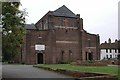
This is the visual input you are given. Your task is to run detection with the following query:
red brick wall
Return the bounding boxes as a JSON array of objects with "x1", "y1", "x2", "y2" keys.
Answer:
[
  {"x1": 82, "y1": 30, "x2": 100, "y2": 61},
  {"x1": 53, "y1": 16, "x2": 78, "y2": 27},
  {"x1": 55, "y1": 28, "x2": 82, "y2": 62},
  {"x1": 22, "y1": 12, "x2": 100, "y2": 64}
]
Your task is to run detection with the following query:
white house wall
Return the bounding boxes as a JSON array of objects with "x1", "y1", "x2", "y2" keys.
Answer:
[{"x1": 100, "y1": 49, "x2": 119, "y2": 60}]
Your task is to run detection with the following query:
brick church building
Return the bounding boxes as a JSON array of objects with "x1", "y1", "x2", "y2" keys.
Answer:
[{"x1": 21, "y1": 5, "x2": 100, "y2": 64}]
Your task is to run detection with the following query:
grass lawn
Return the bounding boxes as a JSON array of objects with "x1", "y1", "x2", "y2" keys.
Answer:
[{"x1": 35, "y1": 64, "x2": 119, "y2": 76}]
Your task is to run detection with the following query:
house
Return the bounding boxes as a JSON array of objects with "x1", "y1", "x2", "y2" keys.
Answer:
[
  {"x1": 0, "y1": 25, "x2": 2, "y2": 61},
  {"x1": 100, "y1": 38, "x2": 120, "y2": 60},
  {"x1": 21, "y1": 5, "x2": 100, "y2": 64}
]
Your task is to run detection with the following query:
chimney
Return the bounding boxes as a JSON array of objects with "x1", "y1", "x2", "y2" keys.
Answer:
[
  {"x1": 76, "y1": 14, "x2": 80, "y2": 18},
  {"x1": 115, "y1": 39, "x2": 118, "y2": 43},
  {"x1": 80, "y1": 18, "x2": 83, "y2": 30},
  {"x1": 108, "y1": 38, "x2": 111, "y2": 43},
  {"x1": 105, "y1": 41, "x2": 107, "y2": 43}
]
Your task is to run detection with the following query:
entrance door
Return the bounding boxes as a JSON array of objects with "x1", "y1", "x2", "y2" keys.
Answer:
[
  {"x1": 37, "y1": 53, "x2": 43, "y2": 64},
  {"x1": 86, "y1": 52, "x2": 87, "y2": 60},
  {"x1": 88, "y1": 53, "x2": 93, "y2": 60}
]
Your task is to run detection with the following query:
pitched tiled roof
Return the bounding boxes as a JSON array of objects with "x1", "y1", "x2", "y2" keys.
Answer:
[
  {"x1": 53, "y1": 5, "x2": 76, "y2": 18},
  {"x1": 100, "y1": 42, "x2": 118, "y2": 49},
  {"x1": 25, "y1": 24, "x2": 36, "y2": 30}
]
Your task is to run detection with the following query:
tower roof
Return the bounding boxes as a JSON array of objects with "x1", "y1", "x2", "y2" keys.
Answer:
[
  {"x1": 53, "y1": 5, "x2": 76, "y2": 18},
  {"x1": 25, "y1": 24, "x2": 36, "y2": 30}
]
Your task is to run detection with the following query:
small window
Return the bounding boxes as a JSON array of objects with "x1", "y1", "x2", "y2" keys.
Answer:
[
  {"x1": 42, "y1": 20, "x2": 44, "y2": 29},
  {"x1": 69, "y1": 50, "x2": 72, "y2": 53},
  {"x1": 106, "y1": 55, "x2": 108, "y2": 59},
  {"x1": 106, "y1": 49, "x2": 108, "y2": 53},
  {"x1": 110, "y1": 55, "x2": 112, "y2": 58},
  {"x1": 61, "y1": 50, "x2": 64, "y2": 61},
  {"x1": 109, "y1": 49, "x2": 112, "y2": 53},
  {"x1": 61, "y1": 50, "x2": 64, "y2": 54},
  {"x1": 115, "y1": 49, "x2": 117, "y2": 53},
  {"x1": 65, "y1": 29, "x2": 68, "y2": 33},
  {"x1": 118, "y1": 49, "x2": 120, "y2": 53},
  {"x1": 63, "y1": 19, "x2": 68, "y2": 27},
  {"x1": 86, "y1": 40, "x2": 91, "y2": 47}
]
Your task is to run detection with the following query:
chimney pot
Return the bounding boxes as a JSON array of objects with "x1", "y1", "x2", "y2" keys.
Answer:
[{"x1": 108, "y1": 38, "x2": 111, "y2": 43}]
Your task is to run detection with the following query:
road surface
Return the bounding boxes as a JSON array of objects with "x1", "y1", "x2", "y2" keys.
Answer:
[{"x1": 2, "y1": 64, "x2": 75, "y2": 80}]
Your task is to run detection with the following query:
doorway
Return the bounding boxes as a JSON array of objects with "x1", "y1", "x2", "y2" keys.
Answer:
[
  {"x1": 85, "y1": 52, "x2": 93, "y2": 60},
  {"x1": 37, "y1": 53, "x2": 43, "y2": 64},
  {"x1": 88, "y1": 53, "x2": 93, "y2": 60}
]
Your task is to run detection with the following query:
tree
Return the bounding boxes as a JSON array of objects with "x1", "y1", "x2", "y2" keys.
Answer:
[{"x1": 2, "y1": 2, "x2": 26, "y2": 62}]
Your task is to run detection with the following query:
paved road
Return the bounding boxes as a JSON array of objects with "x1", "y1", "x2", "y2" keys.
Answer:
[{"x1": 2, "y1": 64, "x2": 75, "y2": 80}]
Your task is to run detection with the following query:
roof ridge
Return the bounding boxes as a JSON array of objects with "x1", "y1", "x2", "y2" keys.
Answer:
[{"x1": 53, "y1": 5, "x2": 76, "y2": 18}]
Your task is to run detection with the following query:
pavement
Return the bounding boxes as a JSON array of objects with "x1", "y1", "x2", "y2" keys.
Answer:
[{"x1": 2, "y1": 64, "x2": 75, "y2": 80}]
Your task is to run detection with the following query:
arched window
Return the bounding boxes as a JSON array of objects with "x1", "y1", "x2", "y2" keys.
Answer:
[{"x1": 63, "y1": 19, "x2": 68, "y2": 28}]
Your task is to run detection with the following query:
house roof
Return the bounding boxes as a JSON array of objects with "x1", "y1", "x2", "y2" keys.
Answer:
[
  {"x1": 100, "y1": 42, "x2": 118, "y2": 49},
  {"x1": 25, "y1": 24, "x2": 36, "y2": 30},
  {"x1": 53, "y1": 5, "x2": 76, "y2": 18}
]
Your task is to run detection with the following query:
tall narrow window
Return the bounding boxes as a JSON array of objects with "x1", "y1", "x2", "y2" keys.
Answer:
[
  {"x1": 119, "y1": 49, "x2": 120, "y2": 53},
  {"x1": 110, "y1": 49, "x2": 112, "y2": 53},
  {"x1": 87, "y1": 39, "x2": 91, "y2": 47},
  {"x1": 63, "y1": 19, "x2": 68, "y2": 28},
  {"x1": 61, "y1": 50, "x2": 64, "y2": 61},
  {"x1": 110, "y1": 55, "x2": 112, "y2": 58},
  {"x1": 106, "y1": 55, "x2": 108, "y2": 59},
  {"x1": 40, "y1": 22, "x2": 42, "y2": 30},
  {"x1": 86, "y1": 52, "x2": 87, "y2": 60},
  {"x1": 69, "y1": 50, "x2": 72, "y2": 62},
  {"x1": 42, "y1": 20, "x2": 44, "y2": 30},
  {"x1": 106, "y1": 49, "x2": 108, "y2": 53},
  {"x1": 115, "y1": 49, "x2": 117, "y2": 53},
  {"x1": 44, "y1": 20, "x2": 46, "y2": 30},
  {"x1": 45, "y1": 20, "x2": 48, "y2": 29},
  {"x1": 61, "y1": 18, "x2": 63, "y2": 26}
]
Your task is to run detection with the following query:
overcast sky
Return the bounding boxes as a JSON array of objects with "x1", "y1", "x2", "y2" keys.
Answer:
[{"x1": 20, "y1": 0, "x2": 119, "y2": 43}]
